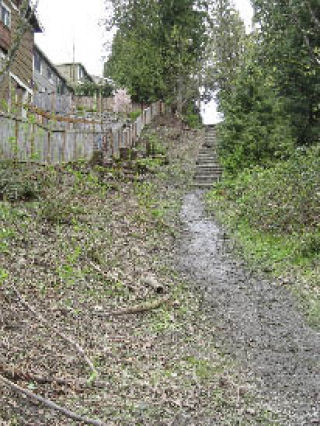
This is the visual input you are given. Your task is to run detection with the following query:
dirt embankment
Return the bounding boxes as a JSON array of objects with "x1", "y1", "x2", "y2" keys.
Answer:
[{"x1": 1, "y1": 117, "x2": 269, "y2": 425}]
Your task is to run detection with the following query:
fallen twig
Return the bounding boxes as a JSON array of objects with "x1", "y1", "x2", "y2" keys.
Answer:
[
  {"x1": 109, "y1": 296, "x2": 170, "y2": 316},
  {"x1": 89, "y1": 261, "x2": 108, "y2": 277},
  {"x1": 11, "y1": 287, "x2": 98, "y2": 377},
  {"x1": 0, "y1": 374, "x2": 106, "y2": 426},
  {"x1": 0, "y1": 365, "x2": 107, "y2": 389},
  {"x1": 142, "y1": 275, "x2": 165, "y2": 294}
]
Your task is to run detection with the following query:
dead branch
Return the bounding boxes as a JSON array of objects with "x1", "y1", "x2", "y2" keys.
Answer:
[
  {"x1": 142, "y1": 275, "x2": 165, "y2": 294},
  {"x1": 108, "y1": 296, "x2": 170, "y2": 316},
  {"x1": 0, "y1": 374, "x2": 106, "y2": 426},
  {"x1": 89, "y1": 261, "x2": 108, "y2": 277},
  {"x1": 11, "y1": 287, "x2": 98, "y2": 378},
  {"x1": 0, "y1": 364, "x2": 107, "y2": 389}
]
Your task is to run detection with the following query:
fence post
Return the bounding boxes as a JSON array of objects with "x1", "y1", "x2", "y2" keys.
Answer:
[
  {"x1": 30, "y1": 122, "x2": 35, "y2": 163},
  {"x1": 118, "y1": 129, "x2": 121, "y2": 153},
  {"x1": 73, "y1": 131, "x2": 77, "y2": 161},
  {"x1": 14, "y1": 118, "x2": 19, "y2": 162},
  {"x1": 129, "y1": 124, "x2": 133, "y2": 147},
  {"x1": 47, "y1": 130, "x2": 52, "y2": 164},
  {"x1": 62, "y1": 130, "x2": 66, "y2": 162},
  {"x1": 109, "y1": 130, "x2": 114, "y2": 157}
]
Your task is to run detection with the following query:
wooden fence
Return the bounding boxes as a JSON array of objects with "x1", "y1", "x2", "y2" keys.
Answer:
[
  {"x1": 32, "y1": 93, "x2": 116, "y2": 115},
  {"x1": 32, "y1": 93, "x2": 141, "y2": 116},
  {"x1": 0, "y1": 101, "x2": 164, "y2": 164}
]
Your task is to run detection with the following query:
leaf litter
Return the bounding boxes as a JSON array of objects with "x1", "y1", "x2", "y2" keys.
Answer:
[{"x1": 0, "y1": 115, "x2": 271, "y2": 424}]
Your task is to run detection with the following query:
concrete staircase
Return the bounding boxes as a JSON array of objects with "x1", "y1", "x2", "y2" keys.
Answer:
[{"x1": 192, "y1": 126, "x2": 222, "y2": 188}]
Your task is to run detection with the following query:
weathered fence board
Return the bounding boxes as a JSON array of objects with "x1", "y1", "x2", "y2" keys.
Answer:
[{"x1": 0, "y1": 101, "x2": 163, "y2": 165}]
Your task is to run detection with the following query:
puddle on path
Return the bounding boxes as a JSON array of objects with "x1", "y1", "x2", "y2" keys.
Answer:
[{"x1": 177, "y1": 190, "x2": 320, "y2": 424}]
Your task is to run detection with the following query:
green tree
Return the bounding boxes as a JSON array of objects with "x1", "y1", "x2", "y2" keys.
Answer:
[
  {"x1": 218, "y1": 37, "x2": 294, "y2": 174},
  {"x1": 104, "y1": 0, "x2": 208, "y2": 109},
  {"x1": 204, "y1": 0, "x2": 246, "y2": 96},
  {"x1": 252, "y1": 0, "x2": 320, "y2": 144}
]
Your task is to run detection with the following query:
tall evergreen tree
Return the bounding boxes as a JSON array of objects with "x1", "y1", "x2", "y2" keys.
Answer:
[
  {"x1": 252, "y1": 0, "x2": 320, "y2": 143},
  {"x1": 104, "y1": 0, "x2": 208, "y2": 108},
  {"x1": 204, "y1": 0, "x2": 246, "y2": 96}
]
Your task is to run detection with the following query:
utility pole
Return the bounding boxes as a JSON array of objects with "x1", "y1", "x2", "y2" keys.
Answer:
[{"x1": 72, "y1": 40, "x2": 76, "y2": 83}]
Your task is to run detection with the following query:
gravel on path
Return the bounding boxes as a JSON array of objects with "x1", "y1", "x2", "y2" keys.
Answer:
[{"x1": 177, "y1": 190, "x2": 320, "y2": 425}]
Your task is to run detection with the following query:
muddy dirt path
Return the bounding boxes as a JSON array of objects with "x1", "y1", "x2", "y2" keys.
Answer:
[{"x1": 177, "y1": 190, "x2": 320, "y2": 424}]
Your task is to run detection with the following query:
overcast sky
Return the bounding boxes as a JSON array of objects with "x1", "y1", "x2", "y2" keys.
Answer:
[{"x1": 35, "y1": 0, "x2": 253, "y2": 78}]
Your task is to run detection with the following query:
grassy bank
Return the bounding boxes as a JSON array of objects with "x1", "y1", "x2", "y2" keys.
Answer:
[{"x1": 206, "y1": 144, "x2": 320, "y2": 328}]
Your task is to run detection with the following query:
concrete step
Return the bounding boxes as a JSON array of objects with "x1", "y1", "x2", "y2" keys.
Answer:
[
  {"x1": 197, "y1": 163, "x2": 218, "y2": 166},
  {"x1": 194, "y1": 175, "x2": 222, "y2": 182},
  {"x1": 196, "y1": 168, "x2": 222, "y2": 172},
  {"x1": 195, "y1": 169, "x2": 222, "y2": 174},
  {"x1": 196, "y1": 161, "x2": 222, "y2": 170},
  {"x1": 190, "y1": 183, "x2": 215, "y2": 189},
  {"x1": 194, "y1": 177, "x2": 222, "y2": 182},
  {"x1": 197, "y1": 164, "x2": 221, "y2": 168},
  {"x1": 198, "y1": 151, "x2": 217, "y2": 155},
  {"x1": 196, "y1": 157, "x2": 218, "y2": 164},
  {"x1": 195, "y1": 136, "x2": 222, "y2": 186},
  {"x1": 195, "y1": 165, "x2": 222, "y2": 170},
  {"x1": 195, "y1": 171, "x2": 222, "y2": 176},
  {"x1": 198, "y1": 151, "x2": 216, "y2": 155},
  {"x1": 195, "y1": 168, "x2": 222, "y2": 175}
]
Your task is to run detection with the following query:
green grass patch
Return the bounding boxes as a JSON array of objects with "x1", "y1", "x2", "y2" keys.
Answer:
[
  {"x1": 206, "y1": 145, "x2": 320, "y2": 327},
  {"x1": 129, "y1": 109, "x2": 142, "y2": 121}
]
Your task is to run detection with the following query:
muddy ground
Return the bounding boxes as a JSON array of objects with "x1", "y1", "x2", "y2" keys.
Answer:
[{"x1": 178, "y1": 191, "x2": 320, "y2": 425}]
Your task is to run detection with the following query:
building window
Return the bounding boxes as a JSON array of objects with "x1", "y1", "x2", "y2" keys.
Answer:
[
  {"x1": 78, "y1": 67, "x2": 84, "y2": 80},
  {"x1": 34, "y1": 50, "x2": 41, "y2": 73},
  {"x1": 57, "y1": 80, "x2": 65, "y2": 95},
  {"x1": 47, "y1": 66, "x2": 52, "y2": 80},
  {"x1": 1, "y1": 2, "x2": 11, "y2": 28}
]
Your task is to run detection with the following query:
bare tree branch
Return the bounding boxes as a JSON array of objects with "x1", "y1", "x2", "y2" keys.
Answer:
[
  {"x1": 95, "y1": 296, "x2": 171, "y2": 316},
  {"x1": 0, "y1": 363, "x2": 107, "y2": 389},
  {"x1": 0, "y1": 374, "x2": 106, "y2": 426},
  {"x1": 12, "y1": 287, "x2": 98, "y2": 378}
]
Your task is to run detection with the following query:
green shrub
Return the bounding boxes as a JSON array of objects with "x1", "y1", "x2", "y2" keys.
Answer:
[
  {"x1": 213, "y1": 146, "x2": 320, "y2": 236},
  {"x1": 185, "y1": 113, "x2": 202, "y2": 129},
  {"x1": 40, "y1": 198, "x2": 84, "y2": 224},
  {"x1": 0, "y1": 165, "x2": 39, "y2": 202},
  {"x1": 217, "y1": 42, "x2": 296, "y2": 175},
  {"x1": 129, "y1": 110, "x2": 141, "y2": 121},
  {"x1": 206, "y1": 145, "x2": 320, "y2": 326}
]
